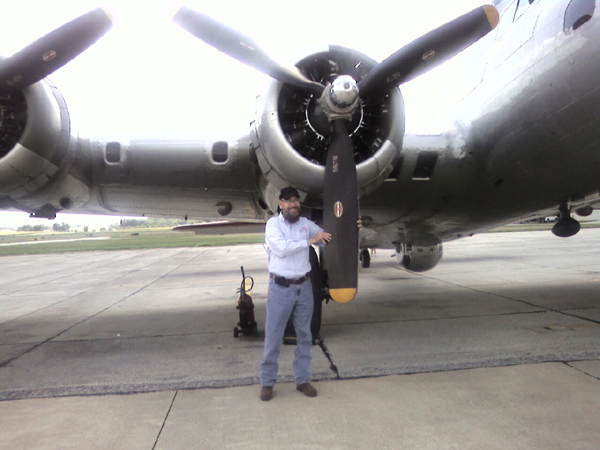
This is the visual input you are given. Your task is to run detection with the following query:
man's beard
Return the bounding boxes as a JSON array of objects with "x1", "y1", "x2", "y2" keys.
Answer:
[{"x1": 282, "y1": 208, "x2": 300, "y2": 223}]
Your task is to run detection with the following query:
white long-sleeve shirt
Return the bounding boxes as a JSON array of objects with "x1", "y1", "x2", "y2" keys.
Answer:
[{"x1": 265, "y1": 214, "x2": 323, "y2": 279}]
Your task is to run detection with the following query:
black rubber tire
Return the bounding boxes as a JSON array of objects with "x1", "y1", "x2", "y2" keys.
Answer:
[
  {"x1": 360, "y1": 249, "x2": 371, "y2": 268},
  {"x1": 309, "y1": 246, "x2": 323, "y2": 340}
]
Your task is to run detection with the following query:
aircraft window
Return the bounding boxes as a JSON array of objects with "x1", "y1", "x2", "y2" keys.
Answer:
[
  {"x1": 514, "y1": 0, "x2": 534, "y2": 21},
  {"x1": 105, "y1": 142, "x2": 121, "y2": 163},
  {"x1": 496, "y1": 0, "x2": 517, "y2": 39},
  {"x1": 212, "y1": 141, "x2": 228, "y2": 163},
  {"x1": 386, "y1": 155, "x2": 404, "y2": 180},
  {"x1": 412, "y1": 151, "x2": 439, "y2": 180},
  {"x1": 564, "y1": 0, "x2": 595, "y2": 32}
]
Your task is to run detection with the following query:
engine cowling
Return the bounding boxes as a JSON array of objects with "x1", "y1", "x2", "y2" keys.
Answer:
[
  {"x1": 251, "y1": 46, "x2": 405, "y2": 208},
  {"x1": 396, "y1": 242, "x2": 444, "y2": 272},
  {"x1": 0, "y1": 74, "x2": 90, "y2": 217}
]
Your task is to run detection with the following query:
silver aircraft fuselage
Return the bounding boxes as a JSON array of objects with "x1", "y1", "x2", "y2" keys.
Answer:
[{"x1": 359, "y1": 0, "x2": 600, "y2": 244}]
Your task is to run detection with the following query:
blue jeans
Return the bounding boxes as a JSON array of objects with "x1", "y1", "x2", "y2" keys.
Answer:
[{"x1": 260, "y1": 277, "x2": 314, "y2": 386}]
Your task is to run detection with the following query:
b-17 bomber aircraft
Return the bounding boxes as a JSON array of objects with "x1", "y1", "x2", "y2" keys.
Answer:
[{"x1": 1, "y1": 1, "x2": 599, "y2": 327}]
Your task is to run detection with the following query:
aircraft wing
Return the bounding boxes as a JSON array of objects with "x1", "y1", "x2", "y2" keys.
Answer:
[
  {"x1": 0, "y1": 4, "x2": 501, "y2": 301},
  {"x1": 4, "y1": 1, "x2": 600, "y2": 298}
]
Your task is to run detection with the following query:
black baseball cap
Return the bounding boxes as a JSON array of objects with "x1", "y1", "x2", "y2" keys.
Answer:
[{"x1": 279, "y1": 187, "x2": 300, "y2": 200}]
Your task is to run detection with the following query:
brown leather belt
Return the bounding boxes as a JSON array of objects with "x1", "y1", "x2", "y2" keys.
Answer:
[{"x1": 270, "y1": 273, "x2": 309, "y2": 285}]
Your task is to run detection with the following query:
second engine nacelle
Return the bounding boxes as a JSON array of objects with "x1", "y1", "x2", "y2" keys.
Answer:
[{"x1": 0, "y1": 74, "x2": 90, "y2": 218}]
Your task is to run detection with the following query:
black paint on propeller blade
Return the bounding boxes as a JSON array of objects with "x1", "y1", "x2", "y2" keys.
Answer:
[
  {"x1": 323, "y1": 119, "x2": 359, "y2": 303},
  {"x1": 172, "y1": 6, "x2": 323, "y2": 96},
  {"x1": 0, "y1": 7, "x2": 115, "y2": 94},
  {"x1": 358, "y1": 6, "x2": 499, "y2": 96}
]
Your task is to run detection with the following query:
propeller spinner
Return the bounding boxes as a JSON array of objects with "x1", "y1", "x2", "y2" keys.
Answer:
[{"x1": 172, "y1": 5, "x2": 499, "y2": 302}]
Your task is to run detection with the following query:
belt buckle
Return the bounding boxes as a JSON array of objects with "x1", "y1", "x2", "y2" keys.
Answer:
[{"x1": 273, "y1": 275, "x2": 290, "y2": 287}]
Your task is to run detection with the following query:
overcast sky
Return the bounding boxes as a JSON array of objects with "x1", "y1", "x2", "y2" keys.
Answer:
[{"x1": 0, "y1": 0, "x2": 490, "y2": 227}]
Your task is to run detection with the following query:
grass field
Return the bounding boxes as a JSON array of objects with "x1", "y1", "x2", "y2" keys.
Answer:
[
  {"x1": 0, "y1": 228, "x2": 265, "y2": 256},
  {"x1": 1, "y1": 221, "x2": 598, "y2": 257}
]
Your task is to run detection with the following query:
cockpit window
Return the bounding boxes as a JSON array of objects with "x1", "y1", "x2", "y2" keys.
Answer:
[
  {"x1": 496, "y1": 0, "x2": 539, "y2": 39},
  {"x1": 514, "y1": 0, "x2": 535, "y2": 21},
  {"x1": 496, "y1": 0, "x2": 517, "y2": 40},
  {"x1": 564, "y1": 0, "x2": 595, "y2": 32}
]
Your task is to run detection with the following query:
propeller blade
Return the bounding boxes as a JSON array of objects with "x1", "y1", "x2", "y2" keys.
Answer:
[
  {"x1": 323, "y1": 119, "x2": 359, "y2": 303},
  {"x1": 358, "y1": 5, "x2": 499, "y2": 96},
  {"x1": 0, "y1": 7, "x2": 117, "y2": 94},
  {"x1": 171, "y1": 6, "x2": 323, "y2": 96}
]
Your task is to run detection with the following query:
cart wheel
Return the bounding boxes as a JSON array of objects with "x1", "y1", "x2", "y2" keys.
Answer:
[{"x1": 233, "y1": 327, "x2": 239, "y2": 338}]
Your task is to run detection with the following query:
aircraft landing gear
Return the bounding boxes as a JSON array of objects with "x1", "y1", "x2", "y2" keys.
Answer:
[
  {"x1": 283, "y1": 246, "x2": 325, "y2": 345},
  {"x1": 359, "y1": 249, "x2": 371, "y2": 268}
]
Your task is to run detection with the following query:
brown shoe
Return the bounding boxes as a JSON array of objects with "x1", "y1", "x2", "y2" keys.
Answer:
[
  {"x1": 296, "y1": 382, "x2": 317, "y2": 397},
  {"x1": 260, "y1": 386, "x2": 273, "y2": 401}
]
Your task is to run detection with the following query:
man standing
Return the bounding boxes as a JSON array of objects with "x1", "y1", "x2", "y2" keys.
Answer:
[{"x1": 260, "y1": 187, "x2": 331, "y2": 401}]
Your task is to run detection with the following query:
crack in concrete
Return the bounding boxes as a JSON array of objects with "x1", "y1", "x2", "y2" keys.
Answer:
[
  {"x1": 152, "y1": 391, "x2": 178, "y2": 450},
  {"x1": 398, "y1": 267, "x2": 600, "y2": 326},
  {"x1": 564, "y1": 361, "x2": 600, "y2": 381},
  {"x1": 321, "y1": 309, "x2": 548, "y2": 329},
  {"x1": 0, "y1": 248, "x2": 210, "y2": 368}
]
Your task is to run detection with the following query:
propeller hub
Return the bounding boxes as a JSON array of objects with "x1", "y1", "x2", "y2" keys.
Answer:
[
  {"x1": 329, "y1": 75, "x2": 359, "y2": 108},
  {"x1": 320, "y1": 75, "x2": 360, "y2": 122},
  {"x1": 305, "y1": 95, "x2": 363, "y2": 140}
]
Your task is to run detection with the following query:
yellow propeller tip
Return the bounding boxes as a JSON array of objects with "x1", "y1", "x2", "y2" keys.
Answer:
[
  {"x1": 483, "y1": 5, "x2": 500, "y2": 30},
  {"x1": 100, "y1": 4, "x2": 120, "y2": 25},
  {"x1": 330, "y1": 288, "x2": 357, "y2": 303},
  {"x1": 163, "y1": 2, "x2": 185, "y2": 21}
]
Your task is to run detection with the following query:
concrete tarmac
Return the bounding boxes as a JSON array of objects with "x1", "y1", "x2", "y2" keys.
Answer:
[{"x1": 1, "y1": 229, "x2": 599, "y2": 449}]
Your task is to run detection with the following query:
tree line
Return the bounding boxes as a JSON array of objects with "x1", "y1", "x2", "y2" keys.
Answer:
[
  {"x1": 111, "y1": 218, "x2": 191, "y2": 229},
  {"x1": 16, "y1": 222, "x2": 71, "y2": 232},
  {"x1": 15, "y1": 218, "x2": 195, "y2": 232}
]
